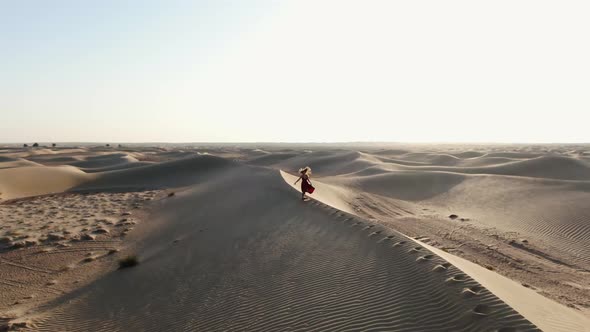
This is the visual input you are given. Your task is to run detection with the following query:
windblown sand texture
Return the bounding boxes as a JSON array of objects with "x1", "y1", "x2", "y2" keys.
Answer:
[{"x1": 1, "y1": 143, "x2": 589, "y2": 331}]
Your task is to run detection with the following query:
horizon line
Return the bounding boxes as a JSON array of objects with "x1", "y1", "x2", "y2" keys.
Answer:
[{"x1": 2, "y1": 141, "x2": 590, "y2": 145}]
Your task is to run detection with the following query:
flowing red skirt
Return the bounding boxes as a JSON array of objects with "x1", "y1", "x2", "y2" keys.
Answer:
[{"x1": 302, "y1": 181, "x2": 315, "y2": 194}]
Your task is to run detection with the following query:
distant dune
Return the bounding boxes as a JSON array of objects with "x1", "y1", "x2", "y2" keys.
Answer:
[
  {"x1": 245, "y1": 152, "x2": 299, "y2": 166},
  {"x1": 0, "y1": 165, "x2": 90, "y2": 200},
  {"x1": 0, "y1": 156, "x2": 42, "y2": 169}
]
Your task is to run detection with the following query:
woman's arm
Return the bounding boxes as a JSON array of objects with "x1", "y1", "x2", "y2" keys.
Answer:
[{"x1": 294, "y1": 176, "x2": 301, "y2": 185}]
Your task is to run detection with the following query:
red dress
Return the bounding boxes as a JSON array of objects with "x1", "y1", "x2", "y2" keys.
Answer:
[{"x1": 301, "y1": 174, "x2": 315, "y2": 194}]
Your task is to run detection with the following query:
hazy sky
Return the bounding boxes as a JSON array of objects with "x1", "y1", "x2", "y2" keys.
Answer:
[{"x1": 1, "y1": 0, "x2": 589, "y2": 143}]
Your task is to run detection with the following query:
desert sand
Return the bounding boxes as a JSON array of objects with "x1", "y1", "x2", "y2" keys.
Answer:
[{"x1": 1, "y1": 143, "x2": 589, "y2": 331}]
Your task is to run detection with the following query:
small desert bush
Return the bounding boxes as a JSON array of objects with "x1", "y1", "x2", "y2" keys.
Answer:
[{"x1": 118, "y1": 255, "x2": 139, "y2": 269}]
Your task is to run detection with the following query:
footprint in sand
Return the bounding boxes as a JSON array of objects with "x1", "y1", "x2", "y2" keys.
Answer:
[
  {"x1": 392, "y1": 241, "x2": 406, "y2": 247},
  {"x1": 446, "y1": 274, "x2": 468, "y2": 283},
  {"x1": 472, "y1": 304, "x2": 494, "y2": 316},
  {"x1": 408, "y1": 246, "x2": 423, "y2": 253},
  {"x1": 461, "y1": 286, "x2": 484, "y2": 298},
  {"x1": 432, "y1": 262, "x2": 451, "y2": 272},
  {"x1": 416, "y1": 254, "x2": 433, "y2": 262},
  {"x1": 379, "y1": 235, "x2": 395, "y2": 243}
]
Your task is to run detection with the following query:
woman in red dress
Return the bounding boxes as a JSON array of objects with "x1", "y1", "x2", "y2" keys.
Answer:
[{"x1": 294, "y1": 166, "x2": 315, "y2": 200}]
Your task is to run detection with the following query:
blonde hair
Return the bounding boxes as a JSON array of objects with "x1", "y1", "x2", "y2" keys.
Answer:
[{"x1": 299, "y1": 166, "x2": 312, "y2": 175}]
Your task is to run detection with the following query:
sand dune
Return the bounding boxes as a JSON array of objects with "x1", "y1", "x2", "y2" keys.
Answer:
[
  {"x1": 0, "y1": 157, "x2": 23, "y2": 163},
  {"x1": 335, "y1": 171, "x2": 467, "y2": 201},
  {"x1": 450, "y1": 151, "x2": 485, "y2": 159},
  {"x1": 80, "y1": 161, "x2": 153, "y2": 173},
  {"x1": 457, "y1": 156, "x2": 521, "y2": 167},
  {"x1": 75, "y1": 155, "x2": 236, "y2": 191},
  {"x1": 1, "y1": 144, "x2": 589, "y2": 331},
  {"x1": 357, "y1": 154, "x2": 590, "y2": 181},
  {"x1": 245, "y1": 152, "x2": 299, "y2": 166},
  {"x1": 284, "y1": 171, "x2": 590, "y2": 332},
  {"x1": 23, "y1": 165, "x2": 537, "y2": 331},
  {"x1": 276, "y1": 150, "x2": 364, "y2": 174},
  {"x1": 401, "y1": 155, "x2": 590, "y2": 181},
  {"x1": 0, "y1": 157, "x2": 41, "y2": 170},
  {"x1": 419, "y1": 240, "x2": 590, "y2": 332},
  {"x1": 396, "y1": 152, "x2": 462, "y2": 166},
  {"x1": 25, "y1": 155, "x2": 83, "y2": 165},
  {"x1": 274, "y1": 150, "x2": 407, "y2": 178},
  {"x1": 0, "y1": 166, "x2": 90, "y2": 200},
  {"x1": 370, "y1": 148, "x2": 411, "y2": 156},
  {"x1": 26, "y1": 149, "x2": 60, "y2": 156},
  {"x1": 481, "y1": 152, "x2": 544, "y2": 159},
  {"x1": 256, "y1": 145, "x2": 590, "y2": 316},
  {"x1": 478, "y1": 155, "x2": 590, "y2": 180},
  {"x1": 69, "y1": 153, "x2": 139, "y2": 169},
  {"x1": 371, "y1": 155, "x2": 433, "y2": 166},
  {"x1": 270, "y1": 148, "x2": 590, "y2": 181},
  {"x1": 26, "y1": 152, "x2": 139, "y2": 170},
  {"x1": 426, "y1": 175, "x2": 590, "y2": 268},
  {"x1": 281, "y1": 170, "x2": 354, "y2": 214}
]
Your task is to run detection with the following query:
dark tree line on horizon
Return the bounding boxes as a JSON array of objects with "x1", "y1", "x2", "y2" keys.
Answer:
[{"x1": 22, "y1": 143, "x2": 57, "y2": 148}]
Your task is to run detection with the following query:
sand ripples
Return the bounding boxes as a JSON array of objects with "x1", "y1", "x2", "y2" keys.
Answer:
[{"x1": 29, "y1": 172, "x2": 537, "y2": 331}]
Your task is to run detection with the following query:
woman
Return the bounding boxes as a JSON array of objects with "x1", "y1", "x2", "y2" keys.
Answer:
[{"x1": 294, "y1": 166, "x2": 315, "y2": 200}]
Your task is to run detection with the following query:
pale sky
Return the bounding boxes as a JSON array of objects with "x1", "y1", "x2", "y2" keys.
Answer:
[{"x1": 1, "y1": 0, "x2": 589, "y2": 143}]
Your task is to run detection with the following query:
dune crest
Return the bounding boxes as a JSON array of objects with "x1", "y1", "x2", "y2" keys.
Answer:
[{"x1": 280, "y1": 171, "x2": 589, "y2": 331}]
